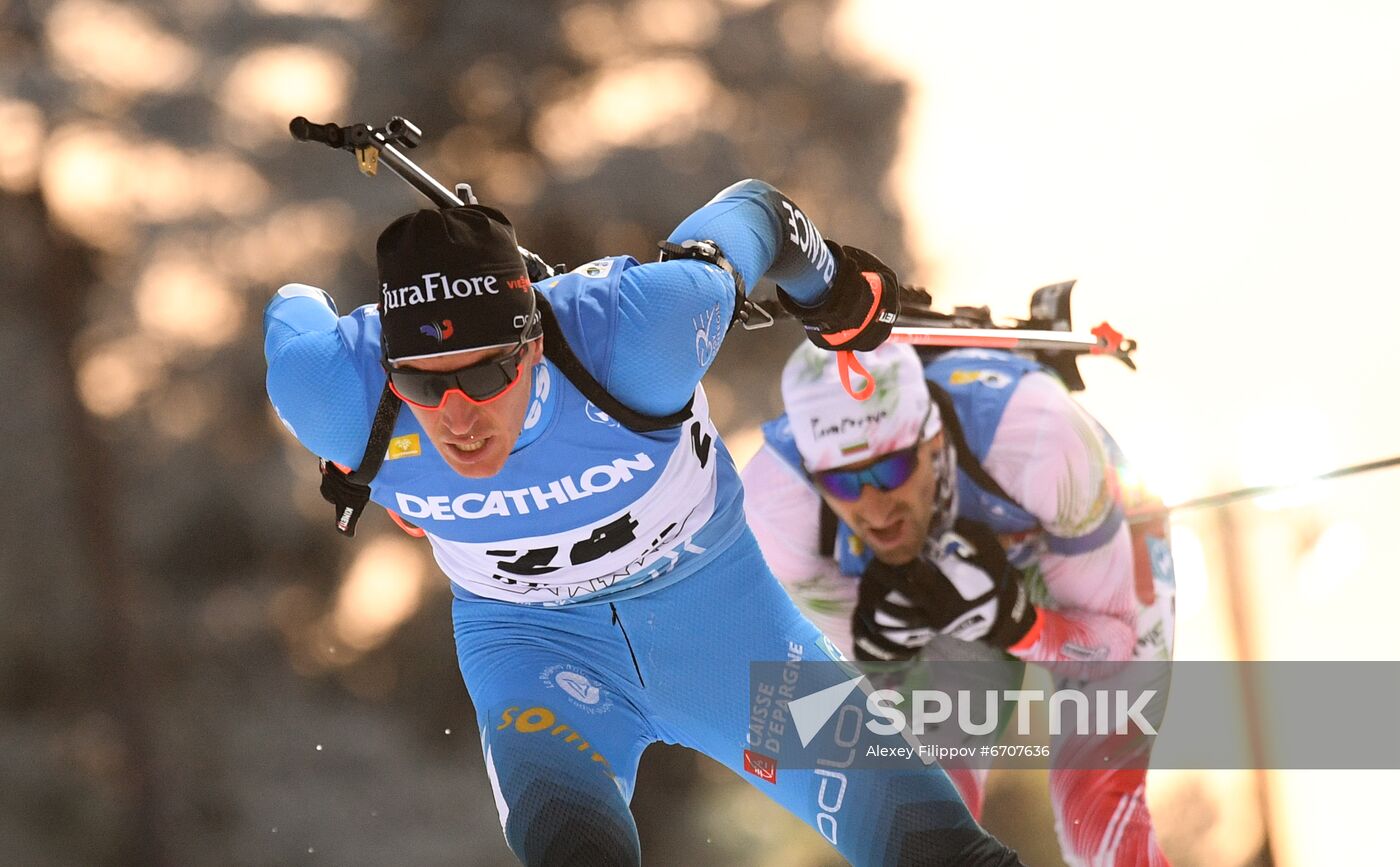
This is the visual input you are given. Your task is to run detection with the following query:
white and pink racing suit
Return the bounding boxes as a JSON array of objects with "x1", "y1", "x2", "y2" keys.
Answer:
[{"x1": 743, "y1": 351, "x2": 1175, "y2": 867}]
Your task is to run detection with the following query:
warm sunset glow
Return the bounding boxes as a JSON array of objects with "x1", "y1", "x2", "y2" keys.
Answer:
[
  {"x1": 76, "y1": 337, "x2": 167, "y2": 418},
  {"x1": 220, "y1": 44, "x2": 353, "y2": 139},
  {"x1": 626, "y1": 0, "x2": 721, "y2": 47},
  {"x1": 250, "y1": 0, "x2": 375, "y2": 18},
  {"x1": 532, "y1": 58, "x2": 728, "y2": 172},
  {"x1": 134, "y1": 257, "x2": 244, "y2": 349},
  {"x1": 838, "y1": 2, "x2": 1400, "y2": 863},
  {"x1": 0, "y1": 100, "x2": 45, "y2": 193},
  {"x1": 46, "y1": 0, "x2": 199, "y2": 94},
  {"x1": 41, "y1": 124, "x2": 269, "y2": 248},
  {"x1": 330, "y1": 536, "x2": 428, "y2": 652},
  {"x1": 212, "y1": 201, "x2": 355, "y2": 285}
]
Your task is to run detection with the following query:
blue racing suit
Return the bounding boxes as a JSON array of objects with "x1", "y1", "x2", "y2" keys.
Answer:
[{"x1": 263, "y1": 180, "x2": 1021, "y2": 866}]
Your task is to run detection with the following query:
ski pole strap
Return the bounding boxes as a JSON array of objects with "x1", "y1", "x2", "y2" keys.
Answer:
[
  {"x1": 319, "y1": 381, "x2": 402, "y2": 536},
  {"x1": 837, "y1": 351, "x2": 875, "y2": 400},
  {"x1": 656, "y1": 238, "x2": 764, "y2": 331},
  {"x1": 536, "y1": 293, "x2": 694, "y2": 432}
]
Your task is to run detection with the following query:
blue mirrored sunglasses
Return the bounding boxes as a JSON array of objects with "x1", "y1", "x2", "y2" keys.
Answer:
[{"x1": 810, "y1": 444, "x2": 922, "y2": 502}]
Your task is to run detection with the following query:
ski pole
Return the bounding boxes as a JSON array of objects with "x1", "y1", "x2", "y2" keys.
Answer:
[
  {"x1": 752, "y1": 295, "x2": 1138, "y2": 371},
  {"x1": 888, "y1": 321, "x2": 1136, "y2": 368},
  {"x1": 1131, "y1": 454, "x2": 1400, "y2": 521}
]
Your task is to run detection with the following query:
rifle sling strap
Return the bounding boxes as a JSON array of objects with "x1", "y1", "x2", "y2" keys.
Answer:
[
  {"x1": 537, "y1": 293, "x2": 694, "y2": 432},
  {"x1": 320, "y1": 381, "x2": 402, "y2": 537}
]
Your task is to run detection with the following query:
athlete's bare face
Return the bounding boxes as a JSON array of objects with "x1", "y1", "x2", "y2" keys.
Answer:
[
  {"x1": 398, "y1": 338, "x2": 543, "y2": 478},
  {"x1": 819, "y1": 433, "x2": 945, "y2": 566}
]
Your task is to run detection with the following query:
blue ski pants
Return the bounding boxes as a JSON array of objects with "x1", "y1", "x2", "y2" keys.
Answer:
[{"x1": 452, "y1": 528, "x2": 1020, "y2": 866}]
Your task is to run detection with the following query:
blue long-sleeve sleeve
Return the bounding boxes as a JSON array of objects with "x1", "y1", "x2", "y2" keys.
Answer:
[
  {"x1": 606, "y1": 179, "x2": 839, "y2": 415},
  {"x1": 664, "y1": 178, "x2": 835, "y2": 304},
  {"x1": 263, "y1": 284, "x2": 377, "y2": 468}
]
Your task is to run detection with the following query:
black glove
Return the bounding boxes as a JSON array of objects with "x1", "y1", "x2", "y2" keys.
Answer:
[
  {"x1": 776, "y1": 242, "x2": 900, "y2": 352},
  {"x1": 319, "y1": 458, "x2": 372, "y2": 536},
  {"x1": 852, "y1": 556, "x2": 942, "y2": 661},
  {"x1": 851, "y1": 520, "x2": 1037, "y2": 662}
]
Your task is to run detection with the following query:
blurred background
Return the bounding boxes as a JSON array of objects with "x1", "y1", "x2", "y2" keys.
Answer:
[{"x1": 2, "y1": 0, "x2": 1397, "y2": 864}]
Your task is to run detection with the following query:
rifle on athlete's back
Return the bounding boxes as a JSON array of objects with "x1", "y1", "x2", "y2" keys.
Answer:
[
  {"x1": 288, "y1": 114, "x2": 1138, "y2": 388},
  {"x1": 289, "y1": 115, "x2": 558, "y2": 283}
]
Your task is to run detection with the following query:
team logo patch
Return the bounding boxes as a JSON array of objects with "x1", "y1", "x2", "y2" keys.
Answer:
[
  {"x1": 948, "y1": 369, "x2": 1011, "y2": 388},
  {"x1": 743, "y1": 749, "x2": 778, "y2": 784},
  {"x1": 573, "y1": 258, "x2": 614, "y2": 279},
  {"x1": 694, "y1": 303, "x2": 724, "y2": 367},
  {"x1": 817, "y1": 634, "x2": 846, "y2": 662},
  {"x1": 496, "y1": 705, "x2": 615, "y2": 779},
  {"x1": 556, "y1": 671, "x2": 600, "y2": 704},
  {"x1": 419, "y1": 319, "x2": 454, "y2": 342},
  {"x1": 540, "y1": 663, "x2": 613, "y2": 714},
  {"x1": 585, "y1": 400, "x2": 619, "y2": 427},
  {"x1": 386, "y1": 434, "x2": 421, "y2": 460},
  {"x1": 523, "y1": 364, "x2": 551, "y2": 431}
]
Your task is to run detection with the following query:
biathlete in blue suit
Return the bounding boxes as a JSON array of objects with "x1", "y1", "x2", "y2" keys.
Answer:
[{"x1": 263, "y1": 179, "x2": 1022, "y2": 866}]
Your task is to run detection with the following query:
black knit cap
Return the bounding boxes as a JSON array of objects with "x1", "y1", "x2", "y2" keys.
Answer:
[{"x1": 376, "y1": 205, "x2": 539, "y2": 362}]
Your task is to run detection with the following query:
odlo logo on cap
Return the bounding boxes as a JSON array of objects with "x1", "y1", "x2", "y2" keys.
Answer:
[{"x1": 420, "y1": 320, "x2": 454, "y2": 342}]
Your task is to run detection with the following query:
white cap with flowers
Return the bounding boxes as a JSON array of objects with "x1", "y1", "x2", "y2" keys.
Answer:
[{"x1": 780, "y1": 342, "x2": 942, "y2": 472}]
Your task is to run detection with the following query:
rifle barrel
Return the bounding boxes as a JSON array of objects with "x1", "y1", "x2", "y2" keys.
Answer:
[{"x1": 372, "y1": 136, "x2": 463, "y2": 208}]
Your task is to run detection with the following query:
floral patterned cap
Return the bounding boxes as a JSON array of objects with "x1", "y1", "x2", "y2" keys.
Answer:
[{"x1": 780, "y1": 342, "x2": 942, "y2": 472}]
